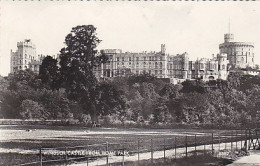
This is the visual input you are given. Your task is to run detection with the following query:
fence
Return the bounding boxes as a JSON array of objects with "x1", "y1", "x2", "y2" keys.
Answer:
[{"x1": 17, "y1": 129, "x2": 259, "y2": 166}]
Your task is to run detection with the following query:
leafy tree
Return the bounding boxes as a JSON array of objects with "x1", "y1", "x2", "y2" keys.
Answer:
[
  {"x1": 59, "y1": 25, "x2": 107, "y2": 119},
  {"x1": 181, "y1": 80, "x2": 205, "y2": 93},
  {"x1": 20, "y1": 99, "x2": 47, "y2": 119},
  {"x1": 39, "y1": 56, "x2": 61, "y2": 90},
  {"x1": 8, "y1": 69, "x2": 41, "y2": 91},
  {"x1": 95, "y1": 82, "x2": 126, "y2": 116}
]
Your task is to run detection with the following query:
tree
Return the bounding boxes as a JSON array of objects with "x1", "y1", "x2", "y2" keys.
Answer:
[
  {"x1": 20, "y1": 99, "x2": 47, "y2": 119},
  {"x1": 59, "y1": 25, "x2": 107, "y2": 119},
  {"x1": 39, "y1": 56, "x2": 61, "y2": 90}
]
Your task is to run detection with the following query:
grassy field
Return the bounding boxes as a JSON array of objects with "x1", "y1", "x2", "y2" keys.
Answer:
[
  {"x1": 109, "y1": 154, "x2": 233, "y2": 166},
  {"x1": 0, "y1": 125, "x2": 246, "y2": 165}
]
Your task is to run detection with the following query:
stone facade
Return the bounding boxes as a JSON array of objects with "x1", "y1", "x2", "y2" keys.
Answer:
[
  {"x1": 10, "y1": 39, "x2": 57, "y2": 74},
  {"x1": 96, "y1": 44, "x2": 229, "y2": 82},
  {"x1": 10, "y1": 39, "x2": 38, "y2": 73},
  {"x1": 219, "y1": 33, "x2": 254, "y2": 69}
]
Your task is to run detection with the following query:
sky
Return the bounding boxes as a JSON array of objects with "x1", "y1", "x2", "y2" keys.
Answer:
[{"x1": 0, "y1": 1, "x2": 260, "y2": 76}]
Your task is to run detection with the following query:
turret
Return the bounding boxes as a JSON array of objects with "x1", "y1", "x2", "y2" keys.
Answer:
[
  {"x1": 161, "y1": 44, "x2": 166, "y2": 55},
  {"x1": 224, "y1": 34, "x2": 234, "y2": 43}
]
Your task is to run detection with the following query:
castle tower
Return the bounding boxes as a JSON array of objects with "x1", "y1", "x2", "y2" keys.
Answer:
[
  {"x1": 10, "y1": 39, "x2": 37, "y2": 73},
  {"x1": 217, "y1": 53, "x2": 229, "y2": 80}
]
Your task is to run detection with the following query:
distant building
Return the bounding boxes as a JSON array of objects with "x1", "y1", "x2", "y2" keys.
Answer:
[
  {"x1": 95, "y1": 44, "x2": 229, "y2": 83},
  {"x1": 188, "y1": 53, "x2": 229, "y2": 81},
  {"x1": 219, "y1": 33, "x2": 254, "y2": 69},
  {"x1": 10, "y1": 39, "x2": 57, "y2": 74}
]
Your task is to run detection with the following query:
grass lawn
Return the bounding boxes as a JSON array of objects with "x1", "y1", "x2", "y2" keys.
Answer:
[{"x1": 0, "y1": 125, "x2": 247, "y2": 165}]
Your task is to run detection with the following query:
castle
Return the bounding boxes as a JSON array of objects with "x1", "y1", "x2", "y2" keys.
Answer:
[
  {"x1": 94, "y1": 32, "x2": 255, "y2": 83},
  {"x1": 10, "y1": 39, "x2": 57, "y2": 74},
  {"x1": 94, "y1": 45, "x2": 229, "y2": 83},
  {"x1": 10, "y1": 33, "x2": 256, "y2": 83}
]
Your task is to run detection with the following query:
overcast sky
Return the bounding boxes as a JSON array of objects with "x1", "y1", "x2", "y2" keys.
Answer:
[{"x1": 0, "y1": 2, "x2": 260, "y2": 76}]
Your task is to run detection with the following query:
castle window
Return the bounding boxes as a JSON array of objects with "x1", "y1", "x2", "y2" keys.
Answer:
[
  {"x1": 117, "y1": 57, "x2": 119, "y2": 61},
  {"x1": 129, "y1": 57, "x2": 131, "y2": 61},
  {"x1": 222, "y1": 65, "x2": 225, "y2": 70},
  {"x1": 144, "y1": 57, "x2": 146, "y2": 61},
  {"x1": 122, "y1": 57, "x2": 124, "y2": 61},
  {"x1": 159, "y1": 62, "x2": 163, "y2": 69},
  {"x1": 136, "y1": 57, "x2": 139, "y2": 61},
  {"x1": 25, "y1": 60, "x2": 27, "y2": 64}
]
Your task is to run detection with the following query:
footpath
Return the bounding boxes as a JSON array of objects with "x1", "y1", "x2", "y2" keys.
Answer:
[{"x1": 229, "y1": 150, "x2": 260, "y2": 166}]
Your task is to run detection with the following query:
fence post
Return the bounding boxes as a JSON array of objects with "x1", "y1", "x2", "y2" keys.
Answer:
[
  {"x1": 225, "y1": 139, "x2": 227, "y2": 150},
  {"x1": 163, "y1": 138, "x2": 166, "y2": 162},
  {"x1": 194, "y1": 134, "x2": 197, "y2": 155},
  {"x1": 151, "y1": 138, "x2": 154, "y2": 164},
  {"x1": 174, "y1": 137, "x2": 176, "y2": 159},
  {"x1": 138, "y1": 139, "x2": 140, "y2": 165},
  {"x1": 241, "y1": 129, "x2": 243, "y2": 150},
  {"x1": 236, "y1": 130, "x2": 238, "y2": 150},
  {"x1": 211, "y1": 132, "x2": 214, "y2": 154},
  {"x1": 231, "y1": 131, "x2": 233, "y2": 151},
  {"x1": 40, "y1": 148, "x2": 42, "y2": 166},
  {"x1": 245, "y1": 129, "x2": 248, "y2": 151},
  {"x1": 185, "y1": 135, "x2": 188, "y2": 158},
  {"x1": 65, "y1": 147, "x2": 68, "y2": 166},
  {"x1": 204, "y1": 144, "x2": 206, "y2": 156},
  {"x1": 219, "y1": 134, "x2": 221, "y2": 151},
  {"x1": 106, "y1": 142, "x2": 109, "y2": 166},
  {"x1": 122, "y1": 145, "x2": 125, "y2": 166}
]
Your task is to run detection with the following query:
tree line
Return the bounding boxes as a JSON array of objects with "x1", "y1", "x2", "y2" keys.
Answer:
[{"x1": 0, "y1": 25, "x2": 259, "y2": 128}]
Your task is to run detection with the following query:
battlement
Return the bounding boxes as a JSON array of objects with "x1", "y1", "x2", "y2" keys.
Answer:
[{"x1": 17, "y1": 39, "x2": 36, "y2": 48}]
